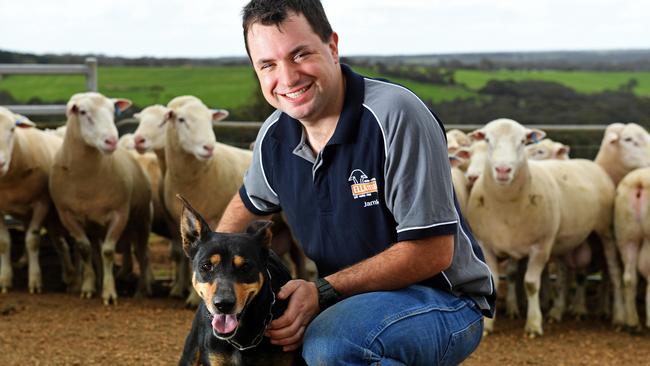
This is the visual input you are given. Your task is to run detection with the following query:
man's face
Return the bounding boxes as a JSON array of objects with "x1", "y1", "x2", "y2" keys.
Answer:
[{"x1": 247, "y1": 12, "x2": 340, "y2": 123}]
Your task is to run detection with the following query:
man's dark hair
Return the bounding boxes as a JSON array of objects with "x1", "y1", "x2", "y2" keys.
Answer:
[{"x1": 242, "y1": 0, "x2": 333, "y2": 57}]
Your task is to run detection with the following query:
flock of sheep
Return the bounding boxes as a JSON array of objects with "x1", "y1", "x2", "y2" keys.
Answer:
[
  {"x1": 447, "y1": 120, "x2": 650, "y2": 337},
  {"x1": 0, "y1": 92, "x2": 304, "y2": 309},
  {"x1": 1, "y1": 91, "x2": 650, "y2": 339}
]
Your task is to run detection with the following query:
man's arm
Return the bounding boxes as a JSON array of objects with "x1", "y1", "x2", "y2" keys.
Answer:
[
  {"x1": 265, "y1": 234, "x2": 454, "y2": 351},
  {"x1": 216, "y1": 193, "x2": 271, "y2": 233},
  {"x1": 326, "y1": 234, "x2": 453, "y2": 297}
]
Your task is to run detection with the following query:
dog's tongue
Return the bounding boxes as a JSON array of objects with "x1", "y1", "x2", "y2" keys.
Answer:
[{"x1": 212, "y1": 314, "x2": 238, "y2": 334}]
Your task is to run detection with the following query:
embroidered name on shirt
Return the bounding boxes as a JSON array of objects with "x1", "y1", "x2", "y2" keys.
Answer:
[{"x1": 348, "y1": 169, "x2": 378, "y2": 199}]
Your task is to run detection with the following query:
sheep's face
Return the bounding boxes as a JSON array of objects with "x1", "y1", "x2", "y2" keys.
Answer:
[
  {"x1": 170, "y1": 102, "x2": 228, "y2": 161},
  {"x1": 470, "y1": 119, "x2": 545, "y2": 186},
  {"x1": 446, "y1": 129, "x2": 471, "y2": 154},
  {"x1": 133, "y1": 105, "x2": 169, "y2": 154},
  {"x1": 526, "y1": 139, "x2": 570, "y2": 161},
  {"x1": 617, "y1": 123, "x2": 650, "y2": 170},
  {"x1": 0, "y1": 108, "x2": 35, "y2": 176},
  {"x1": 465, "y1": 140, "x2": 488, "y2": 189},
  {"x1": 66, "y1": 92, "x2": 130, "y2": 154}
]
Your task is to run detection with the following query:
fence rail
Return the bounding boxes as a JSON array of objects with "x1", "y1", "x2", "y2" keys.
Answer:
[
  {"x1": 111, "y1": 119, "x2": 607, "y2": 159},
  {"x1": 0, "y1": 57, "x2": 97, "y2": 116}
]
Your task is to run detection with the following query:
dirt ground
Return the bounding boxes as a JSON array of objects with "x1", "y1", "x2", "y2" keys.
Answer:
[
  {"x1": 2, "y1": 291, "x2": 650, "y2": 365},
  {"x1": 1, "y1": 235, "x2": 650, "y2": 365}
]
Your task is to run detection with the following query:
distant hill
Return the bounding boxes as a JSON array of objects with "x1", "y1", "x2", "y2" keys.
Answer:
[
  {"x1": 345, "y1": 50, "x2": 650, "y2": 71},
  {"x1": 2, "y1": 49, "x2": 650, "y2": 71}
]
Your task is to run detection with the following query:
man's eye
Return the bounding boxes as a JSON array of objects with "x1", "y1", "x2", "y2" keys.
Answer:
[
  {"x1": 201, "y1": 263, "x2": 213, "y2": 272},
  {"x1": 294, "y1": 52, "x2": 309, "y2": 61},
  {"x1": 260, "y1": 63, "x2": 273, "y2": 70}
]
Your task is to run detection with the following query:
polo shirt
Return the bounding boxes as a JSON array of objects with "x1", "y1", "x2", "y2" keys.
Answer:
[{"x1": 239, "y1": 64, "x2": 495, "y2": 316}]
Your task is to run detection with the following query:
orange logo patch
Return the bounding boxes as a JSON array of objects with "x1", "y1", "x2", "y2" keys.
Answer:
[
  {"x1": 348, "y1": 169, "x2": 378, "y2": 199},
  {"x1": 351, "y1": 180, "x2": 378, "y2": 197}
]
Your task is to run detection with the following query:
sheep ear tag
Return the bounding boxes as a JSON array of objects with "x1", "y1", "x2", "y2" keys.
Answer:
[{"x1": 15, "y1": 116, "x2": 35, "y2": 128}]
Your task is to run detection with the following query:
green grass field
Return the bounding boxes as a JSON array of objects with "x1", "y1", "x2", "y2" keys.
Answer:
[
  {"x1": 1, "y1": 65, "x2": 648, "y2": 111},
  {"x1": 0, "y1": 65, "x2": 258, "y2": 110},
  {"x1": 455, "y1": 70, "x2": 650, "y2": 95}
]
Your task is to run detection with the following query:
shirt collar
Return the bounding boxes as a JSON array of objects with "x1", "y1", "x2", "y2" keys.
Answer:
[{"x1": 271, "y1": 64, "x2": 365, "y2": 149}]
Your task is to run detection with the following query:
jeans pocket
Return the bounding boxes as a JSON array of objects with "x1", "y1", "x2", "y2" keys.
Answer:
[{"x1": 439, "y1": 316, "x2": 483, "y2": 366}]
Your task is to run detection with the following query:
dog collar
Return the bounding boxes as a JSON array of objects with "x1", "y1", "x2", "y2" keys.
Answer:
[{"x1": 223, "y1": 269, "x2": 276, "y2": 351}]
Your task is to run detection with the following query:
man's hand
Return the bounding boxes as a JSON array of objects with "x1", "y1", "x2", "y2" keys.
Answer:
[{"x1": 264, "y1": 279, "x2": 320, "y2": 351}]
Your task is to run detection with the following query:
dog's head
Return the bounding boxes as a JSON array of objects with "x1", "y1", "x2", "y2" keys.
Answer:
[{"x1": 178, "y1": 195, "x2": 273, "y2": 339}]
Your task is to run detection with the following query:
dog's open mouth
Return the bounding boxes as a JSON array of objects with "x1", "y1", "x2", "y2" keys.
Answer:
[{"x1": 212, "y1": 313, "x2": 240, "y2": 336}]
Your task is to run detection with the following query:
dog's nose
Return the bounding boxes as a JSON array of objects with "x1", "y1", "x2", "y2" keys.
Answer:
[{"x1": 214, "y1": 298, "x2": 235, "y2": 314}]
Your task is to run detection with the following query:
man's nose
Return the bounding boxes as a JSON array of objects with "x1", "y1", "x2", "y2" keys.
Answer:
[{"x1": 279, "y1": 63, "x2": 300, "y2": 88}]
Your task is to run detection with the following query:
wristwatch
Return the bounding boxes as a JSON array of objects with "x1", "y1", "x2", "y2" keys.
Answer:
[{"x1": 315, "y1": 277, "x2": 341, "y2": 310}]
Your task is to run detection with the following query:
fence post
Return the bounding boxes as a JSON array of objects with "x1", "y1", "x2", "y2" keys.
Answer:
[{"x1": 85, "y1": 57, "x2": 98, "y2": 92}]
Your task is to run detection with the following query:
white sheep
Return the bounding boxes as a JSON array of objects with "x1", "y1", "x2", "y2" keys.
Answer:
[
  {"x1": 162, "y1": 96, "x2": 252, "y2": 304},
  {"x1": 464, "y1": 140, "x2": 488, "y2": 190},
  {"x1": 595, "y1": 122, "x2": 650, "y2": 185},
  {"x1": 446, "y1": 128, "x2": 471, "y2": 154},
  {"x1": 49, "y1": 92, "x2": 153, "y2": 305},
  {"x1": 526, "y1": 138, "x2": 570, "y2": 160},
  {"x1": 0, "y1": 108, "x2": 75, "y2": 293},
  {"x1": 449, "y1": 149, "x2": 470, "y2": 213},
  {"x1": 614, "y1": 167, "x2": 650, "y2": 329},
  {"x1": 131, "y1": 104, "x2": 191, "y2": 296},
  {"x1": 466, "y1": 118, "x2": 618, "y2": 337}
]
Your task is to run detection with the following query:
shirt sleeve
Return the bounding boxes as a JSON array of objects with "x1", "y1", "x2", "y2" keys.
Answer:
[
  {"x1": 239, "y1": 113, "x2": 282, "y2": 216},
  {"x1": 381, "y1": 94, "x2": 459, "y2": 242}
]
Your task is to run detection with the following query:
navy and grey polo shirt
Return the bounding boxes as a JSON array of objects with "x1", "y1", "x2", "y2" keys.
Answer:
[{"x1": 239, "y1": 64, "x2": 495, "y2": 316}]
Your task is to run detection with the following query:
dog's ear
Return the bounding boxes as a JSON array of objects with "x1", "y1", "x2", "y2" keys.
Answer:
[
  {"x1": 177, "y1": 194, "x2": 211, "y2": 258},
  {"x1": 245, "y1": 220, "x2": 273, "y2": 248}
]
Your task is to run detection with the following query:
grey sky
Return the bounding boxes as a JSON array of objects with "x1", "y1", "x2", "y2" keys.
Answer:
[{"x1": 0, "y1": 0, "x2": 647, "y2": 58}]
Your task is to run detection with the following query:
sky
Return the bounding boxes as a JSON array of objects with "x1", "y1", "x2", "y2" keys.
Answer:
[{"x1": 0, "y1": 0, "x2": 648, "y2": 58}]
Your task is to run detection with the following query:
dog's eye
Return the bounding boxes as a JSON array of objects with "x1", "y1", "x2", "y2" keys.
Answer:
[
  {"x1": 201, "y1": 263, "x2": 213, "y2": 272},
  {"x1": 238, "y1": 262, "x2": 251, "y2": 272}
]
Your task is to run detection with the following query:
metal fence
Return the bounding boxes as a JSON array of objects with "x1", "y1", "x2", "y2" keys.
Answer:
[
  {"x1": 115, "y1": 119, "x2": 606, "y2": 159},
  {"x1": 0, "y1": 57, "x2": 98, "y2": 116}
]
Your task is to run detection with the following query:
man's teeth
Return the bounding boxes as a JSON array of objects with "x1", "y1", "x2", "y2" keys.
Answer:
[{"x1": 285, "y1": 87, "x2": 308, "y2": 99}]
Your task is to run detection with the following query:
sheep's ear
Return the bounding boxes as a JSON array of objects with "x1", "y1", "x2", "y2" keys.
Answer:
[
  {"x1": 468, "y1": 129, "x2": 486, "y2": 141},
  {"x1": 604, "y1": 123, "x2": 625, "y2": 145},
  {"x1": 556, "y1": 145, "x2": 570, "y2": 159},
  {"x1": 113, "y1": 98, "x2": 132, "y2": 113},
  {"x1": 449, "y1": 155, "x2": 462, "y2": 168},
  {"x1": 164, "y1": 110, "x2": 175, "y2": 122},
  {"x1": 67, "y1": 104, "x2": 79, "y2": 117},
  {"x1": 211, "y1": 109, "x2": 229, "y2": 124},
  {"x1": 15, "y1": 115, "x2": 35, "y2": 128},
  {"x1": 177, "y1": 194, "x2": 211, "y2": 259},
  {"x1": 245, "y1": 220, "x2": 273, "y2": 249},
  {"x1": 455, "y1": 148, "x2": 471, "y2": 161},
  {"x1": 525, "y1": 128, "x2": 546, "y2": 144}
]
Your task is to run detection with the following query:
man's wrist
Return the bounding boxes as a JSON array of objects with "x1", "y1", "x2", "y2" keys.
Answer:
[{"x1": 315, "y1": 277, "x2": 341, "y2": 311}]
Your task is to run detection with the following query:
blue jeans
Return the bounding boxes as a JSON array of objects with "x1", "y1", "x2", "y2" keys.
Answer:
[{"x1": 302, "y1": 285, "x2": 483, "y2": 366}]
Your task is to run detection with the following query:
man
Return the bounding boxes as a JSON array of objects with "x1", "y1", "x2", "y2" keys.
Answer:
[{"x1": 216, "y1": 0, "x2": 495, "y2": 364}]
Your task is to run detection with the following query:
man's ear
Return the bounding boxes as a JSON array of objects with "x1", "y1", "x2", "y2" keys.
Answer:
[
  {"x1": 329, "y1": 31, "x2": 340, "y2": 64},
  {"x1": 177, "y1": 194, "x2": 211, "y2": 259},
  {"x1": 245, "y1": 220, "x2": 273, "y2": 249}
]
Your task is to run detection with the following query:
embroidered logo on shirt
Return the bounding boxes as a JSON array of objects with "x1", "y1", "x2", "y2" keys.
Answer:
[{"x1": 348, "y1": 169, "x2": 378, "y2": 199}]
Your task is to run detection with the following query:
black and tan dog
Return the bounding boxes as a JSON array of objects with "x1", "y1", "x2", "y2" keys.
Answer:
[{"x1": 177, "y1": 196, "x2": 299, "y2": 366}]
